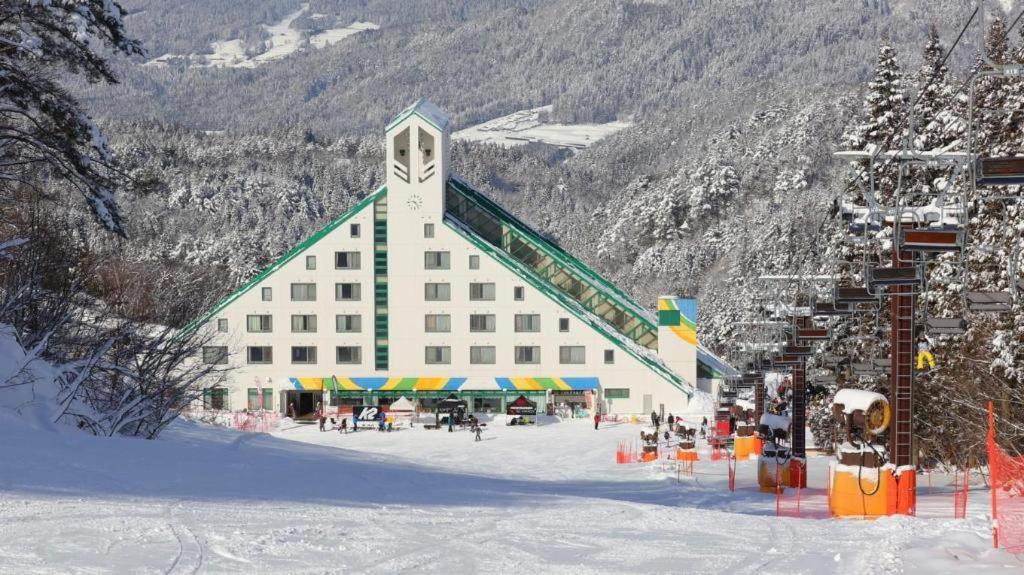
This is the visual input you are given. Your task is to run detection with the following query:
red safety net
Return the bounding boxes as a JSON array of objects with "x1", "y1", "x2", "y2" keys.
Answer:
[
  {"x1": 777, "y1": 461, "x2": 802, "y2": 518},
  {"x1": 232, "y1": 411, "x2": 279, "y2": 433},
  {"x1": 987, "y1": 402, "x2": 1024, "y2": 553},
  {"x1": 953, "y1": 467, "x2": 969, "y2": 520}
]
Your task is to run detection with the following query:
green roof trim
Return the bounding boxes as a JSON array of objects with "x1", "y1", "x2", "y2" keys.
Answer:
[
  {"x1": 442, "y1": 183, "x2": 693, "y2": 397},
  {"x1": 184, "y1": 186, "x2": 388, "y2": 333}
]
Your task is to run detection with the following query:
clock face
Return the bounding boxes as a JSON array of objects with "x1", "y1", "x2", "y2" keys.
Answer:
[{"x1": 407, "y1": 194, "x2": 423, "y2": 210}]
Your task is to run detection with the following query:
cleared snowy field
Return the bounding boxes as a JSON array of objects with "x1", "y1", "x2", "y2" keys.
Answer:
[
  {"x1": 453, "y1": 106, "x2": 631, "y2": 149},
  {"x1": 145, "y1": 4, "x2": 378, "y2": 69},
  {"x1": 0, "y1": 413, "x2": 1019, "y2": 574}
]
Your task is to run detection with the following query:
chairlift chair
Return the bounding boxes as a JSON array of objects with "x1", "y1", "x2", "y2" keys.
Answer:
[
  {"x1": 898, "y1": 227, "x2": 965, "y2": 253},
  {"x1": 925, "y1": 317, "x2": 967, "y2": 336},
  {"x1": 871, "y1": 358, "x2": 891, "y2": 374},
  {"x1": 773, "y1": 354, "x2": 803, "y2": 366},
  {"x1": 796, "y1": 327, "x2": 830, "y2": 341},
  {"x1": 965, "y1": 291, "x2": 1013, "y2": 313},
  {"x1": 975, "y1": 157, "x2": 1024, "y2": 187},
  {"x1": 813, "y1": 301, "x2": 854, "y2": 316},
  {"x1": 867, "y1": 265, "x2": 923, "y2": 288},
  {"x1": 783, "y1": 345, "x2": 813, "y2": 356},
  {"x1": 834, "y1": 286, "x2": 878, "y2": 304}
]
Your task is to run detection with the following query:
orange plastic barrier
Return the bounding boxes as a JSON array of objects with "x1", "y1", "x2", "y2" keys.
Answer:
[
  {"x1": 676, "y1": 448, "x2": 698, "y2": 461},
  {"x1": 987, "y1": 402, "x2": 1024, "y2": 553},
  {"x1": 733, "y1": 436, "x2": 761, "y2": 460}
]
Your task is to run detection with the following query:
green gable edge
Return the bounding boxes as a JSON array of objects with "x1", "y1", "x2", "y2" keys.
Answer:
[
  {"x1": 442, "y1": 182, "x2": 693, "y2": 397},
  {"x1": 385, "y1": 104, "x2": 444, "y2": 134},
  {"x1": 183, "y1": 186, "x2": 388, "y2": 333}
]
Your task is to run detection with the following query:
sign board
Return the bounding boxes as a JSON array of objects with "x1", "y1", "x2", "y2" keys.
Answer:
[{"x1": 352, "y1": 405, "x2": 380, "y2": 421}]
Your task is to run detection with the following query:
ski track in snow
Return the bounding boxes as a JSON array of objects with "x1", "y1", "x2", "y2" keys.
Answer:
[
  {"x1": 0, "y1": 414, "x2": 1021, "y2": 573},
  {"x1": 453, "y1": 105, "x2": 632, "y2": 150}
]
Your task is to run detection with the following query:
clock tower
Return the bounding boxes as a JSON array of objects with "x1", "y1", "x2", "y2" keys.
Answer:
[{"x1": 385, "y1": 99, "x2": 451, "y2": 225}]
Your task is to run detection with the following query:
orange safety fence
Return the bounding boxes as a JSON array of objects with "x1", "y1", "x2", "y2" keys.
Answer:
[
  {"x1": 987, "y1": 401, "x2": 1024, "y2": 553},
  {"x1": 953, "y1": 467, "x2": 969, "y2": 520},
  {"x1": 728, "y1": 451, "x2": 736, "y2": 492},
  {"x1": 232, "y1": 411, "x2": 279, "y2": 433},
  {"x1": 777, "y1": 460, "x2": 802, "y2": 518}
]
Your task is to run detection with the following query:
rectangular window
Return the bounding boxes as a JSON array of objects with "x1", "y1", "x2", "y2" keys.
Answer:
[
  {"x1": 247, "y1": 346, "x2": 273, "y2": 364},
  {"x1": 247, "y1": 388, "x2": 274, "y2": 410},
  {"x1": 350, "y1": 223, "x2": 360, "y2": 238},
  {"x1": 560, "y1": 346, "x2": 586, "y2": 364},
  {"x1": 291, "y1": 346, "x2": 317, "y2": 364},
  {"x1": 246, "y1": 314, "x2": 272, "y2": 333},
  {"x1": 305, "y1": 255, "x2": 316, "y2": 270},
  {"x1": 425, "y1": 346, "x2": 451, "y2": 365},
  {"x1": 335, "y1": 251, "x2": 361, "y2": 270},
  {"x1": 202, "y1": 346, "x2": 228, "y2": 365},
  {"x1": 469, "y1": 255, "x2": 480, "y2": 270},
  {"x1": 514, "y1": 286, "x2": 525, "y2": 301},
  {"x1": 559, "y1": 318, "x2": 570, "y2": 332},
  {"x1": 291, "y1": 314, "x2": 317, "y2": 333},
  {"x1": 605, "y1": 388, "x2": 630, "y2": 399},
  {"x1": 514, "y1": 314, "x2": 540, "y2": 333},
  {"x1": 336, "y1": 346, "x2": 362, "y2": 364},
  {"x1": 262, "y1": 287, "x2": 272, "y2": 301},
  {"x1": 290, "y1": 283, "x2": 316, "y2": 301},
  {"x1": 469, "y1": 282, "x2": 496, "y2": 301},
  {"x1": 425, "y1": 314, "x2": 451, "y2": 333},
  {"x1": 336, "y1": 314, "x2": 362, "y2": 333},
  {"x1": 470, "y1": 346, "x2": 496, "y2": 364},
  {"x1": 470, "y1": 314, "x2": 496, "y2": 332},
  {"x1": 604, "y1": 349, "x2": 615, "y2": 364},
  {"x1": 216, "y1": 318, "x2": 228, "y2": 332},
  {"x1": 515, "y1": 346, "x2": 540, "y2": 364},
  {"x1": 424, "y1": 251, "x2": 450, "y2": 269},
  {"x1": 424, "y1": 223, "x2": 434, "y2": 238},
  {"x1": 424, "y1": 283, "x2": 451, "y2": 301},
  {"x1": 335, "y1": 283, "x2": 361, "y2": 301},
  {"x1": 203, "y1": 388, "x2": 228, "y2": 410}
]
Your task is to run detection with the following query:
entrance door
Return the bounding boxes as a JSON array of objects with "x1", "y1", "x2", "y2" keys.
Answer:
[{"x1": 642, "y1": 394, "x2": 653, "y2": 414}]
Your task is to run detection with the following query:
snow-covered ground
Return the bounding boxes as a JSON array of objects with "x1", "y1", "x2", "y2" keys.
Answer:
[
  {"x1": 0, "y1": 410, "x2": 1020, "y2": 574},
  {"x1": 453, "y1": 105, "x2": 632, "y2": 149},
  {"x1": 144, "y1": 4, "x2": 378, "y2": 69}
]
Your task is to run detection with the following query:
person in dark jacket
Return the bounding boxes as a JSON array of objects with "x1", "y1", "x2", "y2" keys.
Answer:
[
  {"x1": 650, "y1": 411, "x2": 659, "y2": 430},
  {"x1": 593, "y1": 412, "x2": 601, "y2": 430}
]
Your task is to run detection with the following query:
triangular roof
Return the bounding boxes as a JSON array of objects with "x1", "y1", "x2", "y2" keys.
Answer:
[
  {"x1": 390, "y1": 396, "x2": 414, "y2": 411},
  {"x1": 385, "y1": 98, "x2": 450, "y2": 133}
]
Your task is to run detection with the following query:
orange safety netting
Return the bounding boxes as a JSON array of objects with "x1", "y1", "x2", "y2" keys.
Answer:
[
  {"x1": 232, "y1": 411, "x2": 279, "y2": 433},
  {"x1": 953, "y1": 468, "x2": 969, "y2": 520},
  {"x1": 987, "y1": 402, "x2": 1024, "y2": 553}
]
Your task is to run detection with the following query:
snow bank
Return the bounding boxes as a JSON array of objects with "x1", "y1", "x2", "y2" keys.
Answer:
[{"x1": 832, "y1": 389, "x2": 887, "y2": 414}]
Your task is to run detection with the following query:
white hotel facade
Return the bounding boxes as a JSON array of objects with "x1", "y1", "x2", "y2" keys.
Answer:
[{"x1": 193, "y1": 100, "x2": 736, "y2": 417}]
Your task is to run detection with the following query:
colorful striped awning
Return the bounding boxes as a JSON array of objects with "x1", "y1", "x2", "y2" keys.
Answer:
[
  {"x1": 495, "y1": 377, "x2": 599, "y2": 391},
  {"x1": 289, "y1": 377, "x2": 598, "y2": 392}
]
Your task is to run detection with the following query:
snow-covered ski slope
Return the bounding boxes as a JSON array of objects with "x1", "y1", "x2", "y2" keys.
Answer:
[
  {"x1": 0, "y1": 414, "x2": 1019, "y2": 574},
  {"x1": 453, "y1": 106, "x2": 631, "y2": 150}
]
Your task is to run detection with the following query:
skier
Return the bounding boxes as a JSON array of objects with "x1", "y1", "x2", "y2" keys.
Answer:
[
  {"x1": 700, "y1": 417, "x2": 708, "y2": 438},
  {"x1": 339, "y1": 418, "x2": 348, "y2": 434},
  {"x1": 650, "y1": 410, "x2": 659, "y2": 430},
  {"x1": 474, "y1": 424, "x2": 482, "y2": 442},
  {"x1": 448, "y1": 412, "x2": 454, "y2": 433},
  {"x1": 667, "y1": 413, "x2": 675, "y2": 429},
  {"x1": 352, "y1": 413, "x2": 359, "y2": 432},
  {"x1": 593, "y1": 412, "x2": 601, "y2": 430},
  {"x1": 378, "y1": 410, "x2": 386, "y2": 432},
  {"x1": 916, "y1": 335, "x2": 936, "y2": 371},
  {"x1": 316, "y1": 402, "x2": 325, "y2": 432}
]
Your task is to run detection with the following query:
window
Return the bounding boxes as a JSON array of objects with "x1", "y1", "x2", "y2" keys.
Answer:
[
  {"x1": 560, "y1": 346, "x2": 586, "y2": 364},
  {"x1": 425, "y1": 346, "x2": 451, "y2": 364},
  {"x1": 291, "y1": 314, "x2": 317, "y2": 333},
  {"x1": 424, "y1": 283, "x2": 451, "y2": 301},
  {"x1": 424, "y1": 223, "x2": 434, "y2": 238},
  {"x1": 246, "y1": 315, "x2": 272, "y2": 333},
  {"x1": 559, "y1": 318, "x2": 570, "y2": 332},
  {"x1": 305, "y1": 255, "x2": 316, "y2": 270},
  {"x1": 350, "y1": 223, "x2": 360, "y2": 238},
  {"x1": 336, "y1": 315, "x2": 362, "y2": 333},
  {"x1": 514, "y1": 314, "x2": 540, "y2": 333},
  {"x1": 291, "y1": 346, "x2": 317, "y2": 364},
  {"x1": 605, "y1": 388, "x2": 630, "y2": 399},
  {"x1": 424, "y1": 251, "x2": 450, "y2": 269},
  {"x1": 247, "y1": 388, "x2": 273, "y2": 410},
  {"x1": 247, "y1": 346, "x2": 273, "y2": 364},
  {"x1": 336, "y1": 346, "x2": 362, "y2": 364},
  {"x1": 425, "y1": 314, "x2": 451, "y2": 333},
  {"x1": 290, "y1": 283, "x2": 316, "y2": 301},
  {"x1": 216, "y1": 318, "x2": 228, "y2": 333},
  {"x1": 514, "y1": 286, "x2": 524, "y2": 301},
  {"x1": 469, "y1": 282, "x2": 496, "y2": 301},
  {"x1": 469, "y1": 255, "x2": 480, "y2": 270},
  {"x1": 470, "y1": 314, "x2": 496, "y2": 332},
  {"x1": 262, "y1": 287, "x2": 272, "y2": 301},
  {"x1": 515, "y1": 346, "x2": 540, "y2": 364},
  {"x1": 202, "y1": 346, "x2": 228, "y2": 365},
  {"x1": 470, "y1": 346, "x2": 496, "y2": 364},
  {"x1": 335, "y1": 251, "x2": 361, "y2": 270},
  {"x1": 335, "y1": 283, "x2": 361, "y2": 301},
  {"x1": 203, "y1": 388, "x2": 228, "y2": 410},
  {"x1": 604, "y1": 349, "x2": 615, "y2": 364}
]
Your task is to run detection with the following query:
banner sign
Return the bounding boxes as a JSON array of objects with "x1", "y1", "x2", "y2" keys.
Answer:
[{"x1": 352, "y1": 405, "x2": 380, "y2": 421}]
